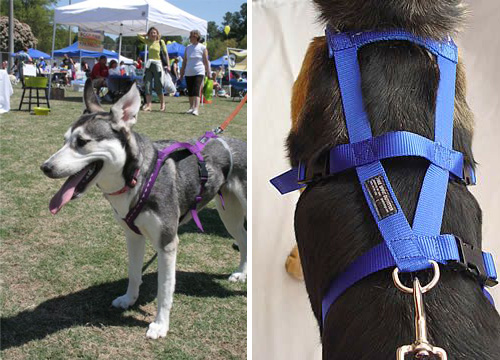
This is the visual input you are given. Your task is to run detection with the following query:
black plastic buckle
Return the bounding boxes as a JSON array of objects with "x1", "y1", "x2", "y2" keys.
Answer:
[
  {"x1": 297, "y1": 152, "x2": 330, "y2": 185},
  {"x1": 198, "y1": 160, "x2": 209, "y2": 181},
  {"x1": 450, "y1": 237, "x2": 498, "y2": 287},
  {"x1": 462, "y1": 165, "x2": 476, "y2": 186}
]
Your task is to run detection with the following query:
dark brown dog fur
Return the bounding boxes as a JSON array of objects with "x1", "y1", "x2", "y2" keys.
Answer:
[{"x1": 286, "y1": 1, "x2": 500, "y2": 359}]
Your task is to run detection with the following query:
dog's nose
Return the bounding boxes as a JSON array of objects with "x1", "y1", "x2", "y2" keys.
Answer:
[{"x1": 40, "y1": 162, "x2": 52, "y2": 175}]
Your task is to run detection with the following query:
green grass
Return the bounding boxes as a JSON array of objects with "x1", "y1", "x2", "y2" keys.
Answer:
[{"x1": 0, "y1": 84, "x2": 247, "y2": 359}]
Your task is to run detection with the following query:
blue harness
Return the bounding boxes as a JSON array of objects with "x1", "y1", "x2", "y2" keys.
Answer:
[{"x1": 271, "y1": 28, "x2": 497, "y2": 326}]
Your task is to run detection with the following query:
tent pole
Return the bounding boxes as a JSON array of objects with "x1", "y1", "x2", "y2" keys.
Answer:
[
  {"x1": 118, "y1": 23, "x2": 123, "y2": 60},
  {"x1": 8, "y1": 0, "x2": 14, "y2": 73},
  {"x1": 48, "y1": 20, "x2": 57, "y2": 100}
]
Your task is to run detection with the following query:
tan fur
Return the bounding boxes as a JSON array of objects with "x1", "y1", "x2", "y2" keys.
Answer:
[
  {"x1": 286, "y1": 38, "x2": 327, "y2": 280},
  {"x1": 285, "y1": 244, "x2": 304, "y2": 280},
  {"x1": 455, "y1": 55, "x2": 474, "y2": 135},
  {"x1": 291, "y1": 38, "x2": 326, "y2": 133}
]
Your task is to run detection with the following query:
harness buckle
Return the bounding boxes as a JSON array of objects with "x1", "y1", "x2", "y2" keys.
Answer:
[
  {"x1": 297, "y1": 152, "x2": 330, "y2": 185},
  {"x1": 198, "y1": 160, "x2": 209, "y2": 181},
  {"x1": 450, "y1": 237, "x2": 498, "y2": 287},
  {"x1": 462, "y1": 165, "x2": 476, "y2": 186}
]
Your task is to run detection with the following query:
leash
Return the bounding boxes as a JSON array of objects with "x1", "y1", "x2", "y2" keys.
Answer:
[
  {"x1": 214, "y1": 94, "x2": 247, "y2": 134},
  {"x1": 270, "y1": 28, "x2": 497, "y2": 358},
  {"x1": 140, "y1": 97, "x2": 247, "y2": 274}
]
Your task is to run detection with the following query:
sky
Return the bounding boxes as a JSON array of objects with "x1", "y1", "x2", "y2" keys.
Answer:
[{"x1": 55, "y1": 0, "x2": 246, "y2": 24}]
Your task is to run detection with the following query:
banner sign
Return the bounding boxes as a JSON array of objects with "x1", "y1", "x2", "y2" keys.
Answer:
[
  {"x1": 78, "y1": 30, "x2": 104, "y2": 52},
  {"x1": 227, "y1": 48, "x2": 247, "y2": 72}
]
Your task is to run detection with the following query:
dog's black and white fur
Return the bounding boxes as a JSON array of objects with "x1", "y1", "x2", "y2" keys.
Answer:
[
  {"x1": 41, "y1": 81, "x2": 247, "y2": 339},
  {"x1": 287, "y1": 1, "x2": 500, "y2": 359}
]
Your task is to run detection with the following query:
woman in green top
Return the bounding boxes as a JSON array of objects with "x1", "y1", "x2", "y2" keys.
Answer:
[{"x1": 138, "y1": 27, "x2": 170, "y2": 111}]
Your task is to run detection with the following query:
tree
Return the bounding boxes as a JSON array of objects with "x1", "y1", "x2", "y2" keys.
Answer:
[
  {"x1": 206, "y1": 38, "x2": 238, "y2": 61},
  {"x1": 239, "y1": 35, "x2": 247, "y2": 50},
  {"x1": 0, "y1": 16, "x2": 37, "y2": 52},
  {"x1": 221, "y1": 3, "x2": 246, "y2": 42},
  {"x1": 0, "y1": 0, "x2": 66, "y2": 52},
  {"x1": 207, "y1": 21, "x2": 220, "y2": 40},
  {"x1": 103, "y1": 35, "x2": 116, "y2": 51}
]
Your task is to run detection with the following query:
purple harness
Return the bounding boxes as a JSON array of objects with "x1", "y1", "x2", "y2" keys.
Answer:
[{"x1": 124, "y1": 131, "x2": 218, "y2": 234}]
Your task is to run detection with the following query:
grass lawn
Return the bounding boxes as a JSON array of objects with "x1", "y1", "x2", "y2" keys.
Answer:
[{"x1": 0, "y1": 84, "x2": 247, "y2": 359}]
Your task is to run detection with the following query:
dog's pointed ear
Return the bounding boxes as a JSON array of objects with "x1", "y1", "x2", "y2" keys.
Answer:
[
  {"x1": 83, "y1": 79, "x2": 105, "y2": 113},
  {"x1": 110, "y1": 82, "x2": 141, "y2": 129}
]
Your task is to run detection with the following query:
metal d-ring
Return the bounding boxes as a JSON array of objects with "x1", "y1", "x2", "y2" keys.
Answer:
[{"x1": 392, "y1": 260, "x2": 441, "y2": 294}]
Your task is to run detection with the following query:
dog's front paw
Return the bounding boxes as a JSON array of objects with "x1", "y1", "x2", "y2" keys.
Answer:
[
  {"x1": 228, "y1": 272, "x2": 246, "y2": 282},
  {"x1": 146, "y1": 322, "x2": 168, "y2": 339},
  {"x1": 111, "y1": 294, "x2": 137, "y2": 309}
]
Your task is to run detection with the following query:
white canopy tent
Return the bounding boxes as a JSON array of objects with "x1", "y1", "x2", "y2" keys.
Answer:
[
  {"x1": 50, "y1": 0, "x2": 207, "y2": 96},
  {"x1": 53, "y1": 0, "x2": 207, "y2": 37},
  {"x1": 118, "y1": 55, "x2": 135, "y2": 65}
]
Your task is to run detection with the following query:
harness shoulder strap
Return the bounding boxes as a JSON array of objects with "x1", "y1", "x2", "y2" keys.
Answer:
[{"x1": 329, "y1": 27, "x2": 458, "y2": 273}]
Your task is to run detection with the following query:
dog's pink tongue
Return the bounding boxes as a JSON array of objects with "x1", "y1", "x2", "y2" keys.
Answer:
[{"x1": 49, "y1": 170, "x2": 87, "y2": 215}]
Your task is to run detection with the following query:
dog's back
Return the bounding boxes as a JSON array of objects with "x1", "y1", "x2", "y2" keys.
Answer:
[{"x1": 287, "y1": 1, "x2": 500, "y2": 358}]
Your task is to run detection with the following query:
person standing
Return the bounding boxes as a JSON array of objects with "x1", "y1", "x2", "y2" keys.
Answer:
[
  {"x1": 61, "y1": 54, "x2": 75, "y2": 85},
  {"x1": 38, "y1": 57, "x2": 47, "y2": 71},
  {"x1": 180, "y1": 30, "x2": 210, "y2": 116},
  {"x1": 137, "y1": 27, "x2": 170, "y2": 112},
  {"x1": 16, "y1": 47, "x2": 33, "y2": 79},
  {"x1": 170, "y1": 57, "x2": 180, "y2": 84}
]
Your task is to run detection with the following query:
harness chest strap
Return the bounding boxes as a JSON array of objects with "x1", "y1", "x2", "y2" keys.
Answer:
[
  {"x1": 271, "y1": 131, "x2": 476, "y2": 195},
  {"x1": 123, "y1": 131, "x2": 218, "y2": 235},
  {"x1": 270, "y1": 28, "x2": 497, "y2": 325}
]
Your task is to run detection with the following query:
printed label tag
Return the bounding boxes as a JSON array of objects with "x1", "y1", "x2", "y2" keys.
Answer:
[{"x1": 365, "y1": 175, "x2": 398, "y2": 220}]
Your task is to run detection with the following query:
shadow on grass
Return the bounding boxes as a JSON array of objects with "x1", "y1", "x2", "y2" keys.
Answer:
[
  {"x1": 179, "y1": 208, "x2": 232, "y2": 239},
  {"x1": 1, "y1": 270, "x2": 245, "y2": 350}
]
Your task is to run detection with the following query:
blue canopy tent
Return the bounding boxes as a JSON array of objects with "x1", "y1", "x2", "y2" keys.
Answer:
[
  {"x1": 139, "y1": 42, "x2": 186, "y2": 59},
  {"x1": 53, "y1": 42, "x2": 119, "y2": 59},
  {"x1": 166, "y1": 42, "x2": 185, "y2": 58},
  {"x1": 12, "y1": 48, "x2": 52, "y2": 59},
  {"x1": 210, "y1": 55, "x2": 228, "y2": 68}
]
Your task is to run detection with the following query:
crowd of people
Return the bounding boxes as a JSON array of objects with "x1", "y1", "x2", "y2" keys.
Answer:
[{"x1": 4, "y1": 29, "x2": 241, "y2": 117}]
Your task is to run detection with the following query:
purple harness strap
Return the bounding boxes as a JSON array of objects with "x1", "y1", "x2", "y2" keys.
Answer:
[{"x1": 124, "y1": 131, "x2": 218, "y2": 235}]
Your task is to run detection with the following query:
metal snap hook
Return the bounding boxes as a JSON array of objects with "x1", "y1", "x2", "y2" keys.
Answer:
[
  {"x1": 392, "y1": 260, "x2": 441, "y2": 294},
  {"x1": 393, "y1": 261, "x2": 448, "y2": 360}
]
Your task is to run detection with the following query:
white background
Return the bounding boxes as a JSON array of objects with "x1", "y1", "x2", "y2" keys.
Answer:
[{"x1": 252, "y1": 1, "x2": 500, "y2": 359}]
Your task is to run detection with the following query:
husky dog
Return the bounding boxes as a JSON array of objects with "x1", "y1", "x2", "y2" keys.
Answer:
[
  {"x1": 285, "y1": 0, "x2": 500, "y2": 359},
  {"x1": 41, "y1": 81, "x2": 247, "y2": 339}
]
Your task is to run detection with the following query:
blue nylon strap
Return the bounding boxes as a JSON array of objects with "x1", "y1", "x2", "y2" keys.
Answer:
[
  {"x1": 412, "y1": 56, "x2": 457, "y2": 236},
  {"x1": 330, "y1": 131, "x2": 463, "y2": 177},
  {"x1": 321, "y1": 236, "x2": 498, "y2": 324},
  {"x1": 326, "y1": 29, "x2": 458, "y2": 63},
  {"x1": 270, "y1": 168, "x2": 305, "y2": 194},
  {"x1": 331, "y1": 30, "x2": 430, "y2": 272},
  {"x1": 484, "y1": 253, "x2": 498, "y2": 280},
  {"x1": 269, "y1": 131, "x2": 465, "y2": 195}
]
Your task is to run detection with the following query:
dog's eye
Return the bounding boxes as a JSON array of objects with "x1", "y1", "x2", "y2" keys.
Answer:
[{"x1": 76, "y1": 137, "x2": 90, "y2": 147}]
